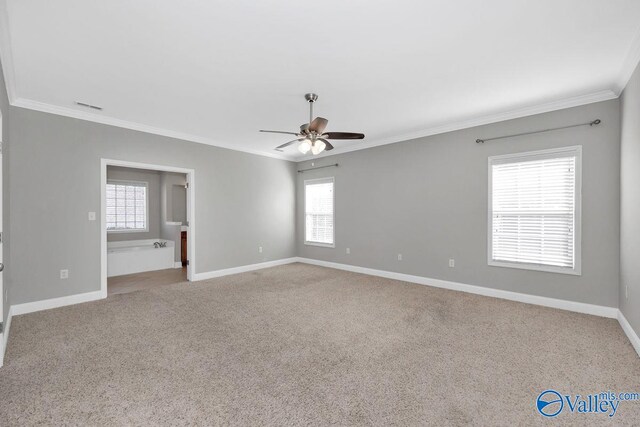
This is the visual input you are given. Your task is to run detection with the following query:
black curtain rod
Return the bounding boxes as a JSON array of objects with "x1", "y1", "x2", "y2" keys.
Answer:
[
  {"x1": 476, "y1": 119, "x2": 601, "y2": 144},
  {"x1": 297, "y1": 163, "x2": 339, "y2": 173}
]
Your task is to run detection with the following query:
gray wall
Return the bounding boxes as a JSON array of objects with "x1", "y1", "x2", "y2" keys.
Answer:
[
  {"x1": 297, "y1": 100, "x2": 621, "y2": 307},
  {"x1": 161, "y1": 172, "x2": 187, "y2": 224},
  {"x1": 160, "y1": 171, "x2": 187, "y2": 262},
  {"x1": 620, "y1": 62, "x2": 640, "y2": 336},
  {"x1": 172, "y1": 185, "x2": 187, "y2": 225},
  {"x1": 0, "y1": 60, "x2": 10, "y2": 327},
  {"x1": 8, "y1": 108, "x2": 297, "y2": 305},
  {"x1": 106, "y1": 166, "x2": 161, "y2": 242},
  {"x1": 0, "y1": 58, "x2": 629, "y2": 317}
]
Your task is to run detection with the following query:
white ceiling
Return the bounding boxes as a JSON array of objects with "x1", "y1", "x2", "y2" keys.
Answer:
[{"x1": 2, "y1": 0, "x2": 640, "y2": 161}]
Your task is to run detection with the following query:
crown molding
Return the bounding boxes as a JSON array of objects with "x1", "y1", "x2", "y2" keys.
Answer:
[
  {"x1": 0, "y1": 0, "x2": 629, "y2": 163},
  {"x1": 297, "y1": 89, "x2": 618, "y2": 162},
  {"x1": 0, "y1": 0, "x2": 294, "y2": 162},
  {"x1": 11, "y1": 98, "x2": 296, "y2": 161},
  {"x1": 10, "y1": 88, "x2": 617, "y2": 164},
  {"x1": 615, "y1": 23, "x2": 640, "y2": 94}
]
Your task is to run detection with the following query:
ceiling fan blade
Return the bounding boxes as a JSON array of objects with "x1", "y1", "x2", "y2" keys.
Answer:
[
  {"x1": 260, "y1": 130, "x2": 300, "y2": 136},
  {"x1": 324, "y1": 132, "x2": 365, "y2": 140},
  {"x1": 308, "y1": 117, "x2": 328, "y2": 134},
  {"x1": 318, "y1": 138, "x2": 334, "y2": 151},
  {"x1": 275, "y1": 138, "x2": 305, "y2": 151}
]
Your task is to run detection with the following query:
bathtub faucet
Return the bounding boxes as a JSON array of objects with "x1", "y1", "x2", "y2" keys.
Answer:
[{"x1": 154, "y1": 241, "x2": 167, "y2": 248}]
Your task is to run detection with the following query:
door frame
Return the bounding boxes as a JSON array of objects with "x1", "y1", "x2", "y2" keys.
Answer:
[
  {"x1": 0, "y1": 108, "x2": 4, "y2": 366},
  {"x1": 100, "y1": 159, "x2": 196, "y2": 296}
]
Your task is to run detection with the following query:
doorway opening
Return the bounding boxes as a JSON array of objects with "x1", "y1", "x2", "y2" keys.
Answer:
[{"x1": 100, "y1": 159, "x2": 195, "y2": 297}]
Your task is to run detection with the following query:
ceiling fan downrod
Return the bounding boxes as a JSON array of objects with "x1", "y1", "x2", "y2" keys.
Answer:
[{"x1": 305, "y1": 93, "x2": 318, "y2": 128}]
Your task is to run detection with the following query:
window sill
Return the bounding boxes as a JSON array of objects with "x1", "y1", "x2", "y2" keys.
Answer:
[
  {"x1": 488, "y1": 260, "x2": 581, "y2": 276},
  {"x1": 107, "y1": 229, "x2": 149, "y2": 234},
  {"x1": 304, "y1": 241, "x2": 335, "y2": 248}
]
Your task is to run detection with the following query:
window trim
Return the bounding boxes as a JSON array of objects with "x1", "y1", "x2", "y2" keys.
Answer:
[
  {"x1": 304, "y1": 177, "x2": 335, "y2": 248},
  {"x1": 487, "y1": 145, "x2": 582, "y2": 276},
  {"x1": 106, "y1": 179, "x2": 150, "y2": 234}
]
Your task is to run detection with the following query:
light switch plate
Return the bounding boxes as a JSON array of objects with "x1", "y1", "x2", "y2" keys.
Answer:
[{"x1": 88, "y1": 212, "x2": 96, "y2": 221}]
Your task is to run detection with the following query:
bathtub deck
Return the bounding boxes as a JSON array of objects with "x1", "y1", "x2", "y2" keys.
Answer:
[{"x1": 108, "y1": 267, "x2": 187, "y2": 296}]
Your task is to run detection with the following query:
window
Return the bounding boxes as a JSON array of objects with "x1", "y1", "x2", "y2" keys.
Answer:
[
  {"x1": 304, "y1": 177, "x2": 335, "y2": 247},
  {"x1": 488, "y1": 146, "x2": 581, "y2": 275},
  {"x1": 106, "y1": 180, "x2": 148, "y2": 232}
]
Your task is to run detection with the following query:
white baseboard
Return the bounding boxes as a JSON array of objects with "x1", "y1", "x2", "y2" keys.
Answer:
[
  {"x1": 11, "y1": 289, "x2": 106, "y2": 317},
  {"x1": 2, "y1": 257, "x2": 636, "y2": 365},
  {"x1": 9, "y1": 258, "x2": 298, "y2": 318},
  {"x1": 174, "y1": 262, "x2": 183, "y2": 269},
  {"x1": 192, "y1": 257, "x2": 298, "y2": 281},
  {"x1": 296, "y1": 258, "x2": 619, "y2": 319},
  {"x1": 618, "y1": 310, "x2": 640, "y2": 358},
  {"x1": 0, "y1": 305, "x2": 13, "y2": 367}
]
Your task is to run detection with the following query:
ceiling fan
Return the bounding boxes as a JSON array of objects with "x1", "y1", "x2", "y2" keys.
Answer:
[{"x1": 260, "y1": 93, "x2": 365, "y2": 155}]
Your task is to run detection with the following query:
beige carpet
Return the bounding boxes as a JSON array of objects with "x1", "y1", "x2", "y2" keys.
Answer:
[
  {"x1": 108, "y1": 267, "x2": 188, "y2": 295},
  {"x1": 1, "y1": 263, "x2": 638, "y2": 426}
]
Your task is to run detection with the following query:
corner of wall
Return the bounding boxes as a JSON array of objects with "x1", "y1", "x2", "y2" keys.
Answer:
[{"x1": 619, "y1": 58, "x2": 640, "y2": 347}]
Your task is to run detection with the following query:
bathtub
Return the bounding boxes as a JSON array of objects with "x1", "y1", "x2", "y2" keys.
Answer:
[{"x1": 107, "y1": 239, "x2": 175, "y2": 277}]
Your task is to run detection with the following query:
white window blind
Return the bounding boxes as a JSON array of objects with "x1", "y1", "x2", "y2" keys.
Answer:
[
  {"x1": 305, "y1": 178, "x2": 334, "y2": 246},
  {"x1": 489, "y1": 146, "x2": 581, "y2": 275},
  {"x1": 106, "y1": 181, "x2": 148, "y2": 232}
]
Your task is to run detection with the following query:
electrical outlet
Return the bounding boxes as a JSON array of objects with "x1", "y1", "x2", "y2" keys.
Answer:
[
  {"x1": 397, "y1": 254, "x2": 402, "y2": 261},
  {"x1": 346, "y1": 248, "x2": 350, "y2": 254},
  {"x1": 258, "y1": 246, "x2": 263, "y2": 253},
  {"x1": 60, "y1": 269, "x2": 69, "y2": 279},
  {"x1": 88, "y1": 211, "x2": 96, "y2": 221},
  {"x1": 449, "y1": 258, "x2": 455, "y2": 268}
]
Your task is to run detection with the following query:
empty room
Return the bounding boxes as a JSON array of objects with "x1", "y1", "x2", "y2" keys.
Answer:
[{"x1": 0, "y1": 0, "x2": 639, "y2": 425}]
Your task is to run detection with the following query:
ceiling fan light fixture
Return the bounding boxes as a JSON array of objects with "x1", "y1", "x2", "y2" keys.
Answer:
[
  {"x1": 311, "y1": 139, "x2": 326, "y2": 155},
  {"x1": 262, "y1": 93, "x2": 365, "y2": 153},
  {"x1": 298, "y1": 140, "x2": 311, "y2": 154}
]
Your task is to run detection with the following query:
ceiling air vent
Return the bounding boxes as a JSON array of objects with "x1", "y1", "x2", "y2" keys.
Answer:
[{"x1": 75, "y1": 101, "x2": 103, "y2": 111}]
